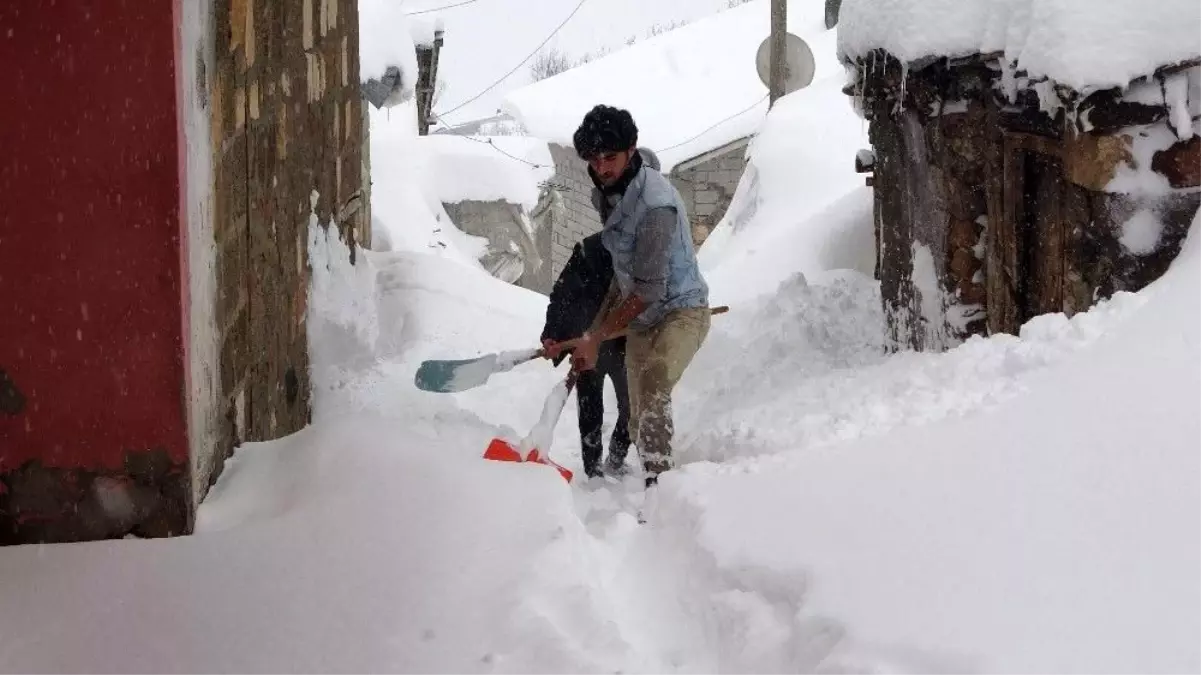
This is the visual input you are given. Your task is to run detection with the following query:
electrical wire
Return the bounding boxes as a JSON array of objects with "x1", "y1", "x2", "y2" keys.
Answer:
[
  {"x1": 461, "y1": 135, "x2": 553, "y2": 169},
  {"x1": 430, "y1": 112, "x2": 552, "y2": 169},
  {"x1": 658, "y1": 94, "x2": 769, "y2": 154},
  {"x1": 435, "y1": 0, "x2": 589, "y2": 118},
  {"x1": 406, "y1": 0, "x2": 481, "y2": 16}
]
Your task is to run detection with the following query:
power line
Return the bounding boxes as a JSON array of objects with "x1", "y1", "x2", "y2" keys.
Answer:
[
  {"x1": 659, "y1": 94, "x2": 769, "y2": 154},
  {"x1": 406, "y1": 0, "x2": 481, "y2": 15},
  {"x1": 461, "y1": 135, "x2": 553, "y2": 169},
  {"x1": 429, "y1": 112, "x2": 552, "y2": 169},
  {"x1": 435, "y1": 0, "x2": 589, "y2": 119}
]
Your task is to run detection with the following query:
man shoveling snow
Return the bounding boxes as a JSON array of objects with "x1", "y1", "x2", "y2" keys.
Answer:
[{"x1": 545, "y1": 104, "x2": 711, "y2": 492}]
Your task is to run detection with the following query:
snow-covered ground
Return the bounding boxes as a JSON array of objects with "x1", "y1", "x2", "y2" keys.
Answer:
[{"x1": 2, "y1": 9, "x2": 1199, "y2": 673}]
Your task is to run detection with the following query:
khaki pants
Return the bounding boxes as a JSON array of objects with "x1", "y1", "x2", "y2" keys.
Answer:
[{"x1": 625, "y1": 307, "x2": 710, "y2": 478}]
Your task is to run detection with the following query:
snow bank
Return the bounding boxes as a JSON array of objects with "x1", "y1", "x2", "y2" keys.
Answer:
[
  {"x1": 699, "y1": 74, "x2": 873, "y2": 305},
  {"x1": 417, "y1": 134, "x2": 553, "y2": 208},
  {"x1": 502, "y1": 0, "x2": 842, "y2": 172},
  {"x1": 838, "y1": 0, "x2": 1201, "y2": 91},
  {"x1": 0, "y1": 415, "x2": 593, "y2": 673},
  {"x1": 367, "y1": 101, "x2": 552, "y2": 285},
  {"x1": 359, "y1": 0, "x2": 420, "y2": 88},
  {"x1": 666, "y1": 209, "x2": 1201, "y2": 672},
  {"x1": 367, "y1": 103, "x2": 489, "y2": 264}
]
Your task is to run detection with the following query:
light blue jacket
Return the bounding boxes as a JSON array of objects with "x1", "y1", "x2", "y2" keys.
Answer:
[{"x1": 596, "y1": 159, "x2": 709, "y2": 330}]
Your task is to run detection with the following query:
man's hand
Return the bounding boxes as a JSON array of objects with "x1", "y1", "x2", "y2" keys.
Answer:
[
  {"x1": 541, "y1": 338, "x2": 564, "y2": 360},
  {"x1": 543, "y1": 336, "x2": 583, "y2": 362},
  {"x1": 569, "y1": 332, "x2": 600, "y2": 373}
]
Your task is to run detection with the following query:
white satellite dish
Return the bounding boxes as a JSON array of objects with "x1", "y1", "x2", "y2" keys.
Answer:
[{"x1": 755, "y1": 33, "x2": 816, "y2": 95}]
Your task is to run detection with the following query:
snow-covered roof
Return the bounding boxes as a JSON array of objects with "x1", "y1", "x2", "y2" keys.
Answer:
[
  {"x1": 500, "y1": 0, "x2": 844, "y2": 173},
  {"x1": 837, "y1": 0, "x2": 1201, "y2": 93},
  {"x1": 358, "y1": 0, "x2": 445, "y2": 105},
  {"x1": 416, "y1": 135, "x2": 554, "y2": 208}
]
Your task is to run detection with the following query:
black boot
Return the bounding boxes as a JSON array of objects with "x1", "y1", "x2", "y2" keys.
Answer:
[{"x1": 582, "y1": 434, "x2": 604, "y2": 479}]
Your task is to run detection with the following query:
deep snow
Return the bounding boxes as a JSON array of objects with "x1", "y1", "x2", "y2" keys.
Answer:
[{"x1": 1, "y1": 11, "x2": 1198, "y2": 673}]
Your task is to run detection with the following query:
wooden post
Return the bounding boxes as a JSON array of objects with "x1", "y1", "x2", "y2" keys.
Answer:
[
  {"x1": 769, "y1": 0, "x2": 786, "y2": 107},
  {"x1": 415, "y1": 29, "x2": 444, "y2": 136}
]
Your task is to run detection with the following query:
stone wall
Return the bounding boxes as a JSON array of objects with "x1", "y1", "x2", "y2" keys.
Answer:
[
  {"x1": 210, "y1": 0, "x2": 365, "y2": 482},
  {"x1": 669, "y1": 140, "x2": 749, "y2": 247},
  {"x1": 848, "y1": 51, "x2": 1200, "y2": 352},
  {"x1": 546, "y1": 143, "x2": 604, "y2": 284},
  {"x1": 442, "y1": 199, "x2": 549, "y2": 293}
]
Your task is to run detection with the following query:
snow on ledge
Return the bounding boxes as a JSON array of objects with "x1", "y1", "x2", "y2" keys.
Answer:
[
  {"x1": 837, "y1": 0, "x2": 1201, "y2": 92},
  {"x1": 359, "y1": 0, "x2": 420, "y2": 87},
  {"x1": 418, "y1": 135, "x2": 554, "y2": 208}
]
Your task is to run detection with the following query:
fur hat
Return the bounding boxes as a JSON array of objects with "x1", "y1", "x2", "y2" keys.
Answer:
[{"x1": 572, "y1": 105, "x2": 638, "y2": 160}]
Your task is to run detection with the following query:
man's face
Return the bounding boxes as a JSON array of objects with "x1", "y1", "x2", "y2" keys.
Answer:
[{"x1": 588, "y1": 148, "x2": 634, "y2": 187}]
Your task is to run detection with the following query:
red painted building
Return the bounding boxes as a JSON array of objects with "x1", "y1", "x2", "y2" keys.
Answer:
[{"x1": 0, "y1": 0, "x2": 368, "y2": 544}]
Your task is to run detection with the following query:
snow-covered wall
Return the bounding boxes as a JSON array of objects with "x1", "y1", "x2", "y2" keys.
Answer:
[
  {"x1": 669, "y1": 139, "x2": 750, "y2": 246},
  {"x1": 837, "y1": 0, "x2": 1201, "y2": 93},
  {"x1": 178, "y1": 0, "x2": 221, "y2": 514}
]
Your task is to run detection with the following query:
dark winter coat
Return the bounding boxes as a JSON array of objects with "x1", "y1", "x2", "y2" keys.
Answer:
[{"x1": 540, "y1": 232, "x2": 625, "y2": 365}]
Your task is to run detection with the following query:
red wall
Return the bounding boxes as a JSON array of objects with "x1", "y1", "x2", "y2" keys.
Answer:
[{"x1": 0, "y1": 1, "x2": 188, "y2": 472}]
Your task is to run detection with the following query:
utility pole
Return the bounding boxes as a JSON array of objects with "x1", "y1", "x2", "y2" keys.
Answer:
[{"x1": 769, "y1": 0, "x2": 787, "y2": 107}]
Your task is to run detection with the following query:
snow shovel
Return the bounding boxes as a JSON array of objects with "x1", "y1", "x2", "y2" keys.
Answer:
[
  {"x1": 483, "y1": 369, "x2": 578, "y2": 483},
  {"x1": 415, "y1": 305, "x2": 730, "y2": 393},
  {"x1": 415, "y1": 347, "x2": 544, "y2": 393}
]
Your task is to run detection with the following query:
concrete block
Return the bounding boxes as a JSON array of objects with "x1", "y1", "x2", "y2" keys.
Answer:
[{"x1": 720, "y1": 154, "x2": 746, "y2": 170}]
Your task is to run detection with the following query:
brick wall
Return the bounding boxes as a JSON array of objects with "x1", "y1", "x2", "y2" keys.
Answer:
[
  {"x1": 547, "y1": 143, "x2": 603, "y2": 283},
  {"x1": 208, "y1": 0, "x2": 365, "y2": 489}
]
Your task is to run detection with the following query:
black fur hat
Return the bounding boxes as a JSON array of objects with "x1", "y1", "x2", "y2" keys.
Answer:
[{"x1": 572, "y1": 105, "x2": 638, "y2": 160}]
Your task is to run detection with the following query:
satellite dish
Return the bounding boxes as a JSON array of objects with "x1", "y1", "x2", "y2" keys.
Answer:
[{"x1": 755, "y1": 33, "x2": 816, "y2": 95}]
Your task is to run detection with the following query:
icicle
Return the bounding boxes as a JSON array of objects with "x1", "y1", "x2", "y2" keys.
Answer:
[{"x1": 899, "y1": 61, "x2": 909, "y2": 105}]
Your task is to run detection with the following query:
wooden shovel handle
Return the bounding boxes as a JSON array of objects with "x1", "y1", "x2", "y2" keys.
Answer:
[
  {"x1": 544, "y1": 305, "x2": 731, "y2": 361},
  {"x1": 610, "y1": 305, "x2": 729, "y2": 339}
]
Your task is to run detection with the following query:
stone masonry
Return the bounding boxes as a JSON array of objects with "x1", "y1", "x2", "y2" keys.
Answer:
[
  {"x1": 668, "y1": 139, "x2": 749, "y2": 247},
  {"x1": 442, "y1": 199, "x2": 547, "y2": 292},
  {"x1": 210, "y1": 0, "x2": 365, "y2": 488},
  {"x1": 546, "y1": 143, "x2": 604, "y2": 284}
]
